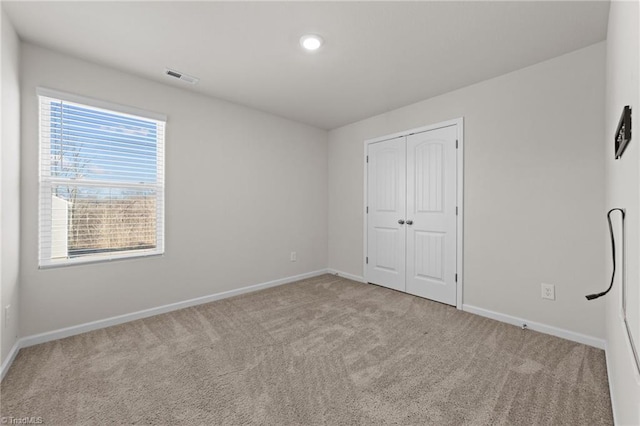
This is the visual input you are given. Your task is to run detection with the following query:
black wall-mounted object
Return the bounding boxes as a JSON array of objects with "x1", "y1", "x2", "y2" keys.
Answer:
[{"x1": 615, "y1": 106, "x2": 632, "y2": 159}]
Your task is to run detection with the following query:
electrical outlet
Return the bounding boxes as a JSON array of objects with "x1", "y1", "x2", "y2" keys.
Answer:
[
  {"x1": 541, "y1": 283, "x2": 555, "y2": 300},
  {"x1": 290, "y1": 251, "x2": 297, "y2": 262}
]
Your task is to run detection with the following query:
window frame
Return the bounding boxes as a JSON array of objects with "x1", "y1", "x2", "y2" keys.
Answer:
[{"x1": 37, "y1": 87, "x2": 167, "y2": 268}]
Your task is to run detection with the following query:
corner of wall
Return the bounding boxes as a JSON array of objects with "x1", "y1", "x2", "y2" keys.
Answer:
[
  {"x1": 603, "y1": 0, "x2": 640, "y2": 424},
  {"x1": 1, "y1": 8, "x2": 22, "y2": 372}
]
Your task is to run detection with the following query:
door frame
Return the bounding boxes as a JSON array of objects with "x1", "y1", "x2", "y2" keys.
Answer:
[{"x1": 363, "y1": 117, "x2": 465, "y2": 309}]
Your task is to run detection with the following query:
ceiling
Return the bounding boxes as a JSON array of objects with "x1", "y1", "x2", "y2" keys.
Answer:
[{"x1": 4, "y1": 1, "x2": 609, "y2": 130}]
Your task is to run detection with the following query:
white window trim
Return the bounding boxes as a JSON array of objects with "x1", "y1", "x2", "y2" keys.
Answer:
[
  {"x1": 38, "y1": 87, "x2": 166, "y2": 268},
  {"x1": 36, "y1": 87, "x2": 167, "y2": 122}
]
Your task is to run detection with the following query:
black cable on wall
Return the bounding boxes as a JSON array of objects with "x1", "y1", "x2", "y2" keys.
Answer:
[{"x1": 586, "y1": 208, "x2": 625, "y2": 301}]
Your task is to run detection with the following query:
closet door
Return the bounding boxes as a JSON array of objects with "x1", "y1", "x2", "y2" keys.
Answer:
[
  {"x1": 366, "y1": 137, "x2": 406, "y2": 292},
  {"x1": 405, "y1": 126, "x2": 457, "y2": 305}
]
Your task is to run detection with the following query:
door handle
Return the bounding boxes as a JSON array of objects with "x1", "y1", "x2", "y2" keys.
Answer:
[
  {"x1": 398, "y1": 219, "x2": 405, "y2": 225},
  {"x1": 406, "y1": 220, "x2": 413, "y2": 225}
]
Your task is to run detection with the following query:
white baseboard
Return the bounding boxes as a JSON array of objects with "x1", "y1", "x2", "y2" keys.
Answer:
[
  {"x1": 4, "y1": 272, "x2": 607, "y2": 382},
  {"x1": 20, "y1": 269, "x2": 329, "y2": 349},
  {"x1": 1, "y1": 269, "x2": 328, "y2": 380},
  {"x1": 0, "y1": 340, "x2": 21, "y2": 381},
  {"x1": 327, "y1": 268, "x2": 366, "y2": 283},
  {"x1": 463, "y1": 304, "x2": 605, "y2": 349},
  {"x1": 604, "y1": 341, "x2": 617, "y2": 425}
]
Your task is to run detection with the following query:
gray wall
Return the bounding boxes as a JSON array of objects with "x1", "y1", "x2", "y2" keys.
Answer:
[
  {"x1": 1, "y1": 11, "x2": 21, "y2": 366},
  {"x1": 604, "y1": 1, "x2": 640, "y2": 423},
  {"x1": 328, "y1": 43, "x2": 606, "y2": 339},
  {"x1": 19, "y1": 43, "x2": 328, "y2": 337}
]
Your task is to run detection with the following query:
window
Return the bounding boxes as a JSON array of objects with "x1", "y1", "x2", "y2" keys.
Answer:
[{"x1": 38, "y1": 88, "x2": 166, "y2": 267}]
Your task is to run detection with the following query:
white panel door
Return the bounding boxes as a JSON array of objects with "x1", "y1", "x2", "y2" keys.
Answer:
[
  {"x1": 405, "y1": 126, "x2": 457, "y2": 305},
  {"x1": 366, "y1": 137, "x2": 406, "y2": 292}
]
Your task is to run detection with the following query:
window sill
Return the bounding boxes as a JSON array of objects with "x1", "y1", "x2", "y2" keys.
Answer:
[{"x1": 39, "y1": 249, "x2": 164, "y2": 269}]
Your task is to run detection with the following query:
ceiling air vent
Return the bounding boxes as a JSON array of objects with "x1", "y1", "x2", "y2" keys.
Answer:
[{"x1": 165, "y1": 68, "x2": 199, "y2": 85}]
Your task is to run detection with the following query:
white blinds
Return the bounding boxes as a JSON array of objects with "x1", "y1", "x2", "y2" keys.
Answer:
[{"x1": 38, "y1": 89, "x2": 165, "y2": 267}]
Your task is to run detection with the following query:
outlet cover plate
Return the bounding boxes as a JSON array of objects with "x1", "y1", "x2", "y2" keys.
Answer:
[{"x1": 541, "y1": 283, "x2": 555, "y2": 300}]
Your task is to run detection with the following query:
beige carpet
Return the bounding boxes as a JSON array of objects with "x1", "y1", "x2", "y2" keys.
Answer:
[{"x1": 1, "y1": 274, "x2": 612, "y2": 425}]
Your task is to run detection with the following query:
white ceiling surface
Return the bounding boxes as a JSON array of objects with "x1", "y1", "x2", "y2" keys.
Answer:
[{"x1": 4, "y1": 1, "x2": 609, "y2": 130}]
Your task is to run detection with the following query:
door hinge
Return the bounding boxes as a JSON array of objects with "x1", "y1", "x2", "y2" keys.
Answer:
[
  {"x1": 455, "y1": 273, "x2": 458, "y2": 282},
  {"x1": 366, "y1": 206, "x2": 368, "y2": 214},
  {"x1": 366, "y1": 155, "x2": 369, "y2": 163},
  {"x1": 366, "y1": 257, "x2": 369, "y2": 264},
  {"x1": 456, "y1": 139, "x2": 458, "y2": 149},
  {"x1": 456, "y1": 206, "x2": 458, "y2": 216}
]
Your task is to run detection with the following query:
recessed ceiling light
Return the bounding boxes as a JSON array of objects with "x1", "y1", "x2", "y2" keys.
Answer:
[{"x1": 300, "y1": 35, "x2": 323, "y2": 52}]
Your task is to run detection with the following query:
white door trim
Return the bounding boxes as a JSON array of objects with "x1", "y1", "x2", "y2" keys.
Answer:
[{"x1": 363, "y1": 117, "x2": 464, "y2": 309}]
